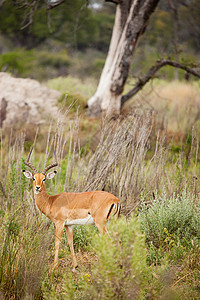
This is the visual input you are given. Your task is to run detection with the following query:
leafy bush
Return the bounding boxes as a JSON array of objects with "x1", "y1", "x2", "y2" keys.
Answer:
[
  {"x1": 66, "y1": 225, "x2": 97, "y2": 252},
  {"x1": 139, "y1": 191, "x2": 200, "y2": 263},
  {"x1": 61, "y1": 216, "x2": 165, "y2": 299},
  {"x1": 85, "y1": 216, "x2": 148, "y2": 299},
  {"x1": 58, "y1": 92, "x2": 87, "y2": 112},
  {"x1": 0, "y1": 49, "x2": 70, "y2": 80},
  {"x1": 47, "y1": 75, "x2": 96, "y2": 98},
  {"x1": 37, "y1": 50, "x2": 70, "y2": 69},
  {"x1": 0, "y1": 50, "x2": 33, "y2": 75}
]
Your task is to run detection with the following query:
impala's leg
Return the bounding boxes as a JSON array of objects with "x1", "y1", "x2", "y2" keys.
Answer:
[
  {"x1": 64, "y1": 225, "x2": 78, "y2": 272},
  {"x1": 95, "y1": 222, "x2": 108, "y2": 234},
  {"x1": 95, "y1": 202, "x2": 119, "y2": 235},
  {"x1": 54, "y1": 223, "x2": 63, "y2": 267}
]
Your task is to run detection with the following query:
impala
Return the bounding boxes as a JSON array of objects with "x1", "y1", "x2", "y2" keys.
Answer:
[{"x1": 23, "y1": 147, "x2": 120, "y2": 271}]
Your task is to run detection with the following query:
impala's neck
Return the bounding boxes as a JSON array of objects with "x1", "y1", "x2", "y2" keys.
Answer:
[{"x1": 34, "y1": 185, "x2": 50, "y2": 216}]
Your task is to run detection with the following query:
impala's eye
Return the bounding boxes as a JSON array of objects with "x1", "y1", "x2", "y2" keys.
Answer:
[
  {"x1": 42, "y1": 178, "x2": 46, "y2": 182},
  {"x1": 33, "y1": 178, "x2": 36, "y2": 181}
]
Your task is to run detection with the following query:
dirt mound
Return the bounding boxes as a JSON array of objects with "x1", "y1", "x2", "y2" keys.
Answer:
[{"x1": 0, "y1": 72, "x2": 62, "y2": 129}]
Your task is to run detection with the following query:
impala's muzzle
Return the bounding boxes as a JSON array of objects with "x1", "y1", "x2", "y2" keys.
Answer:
[{"x1": 35, "y1": 186, "x2": 41, "y2": 194}]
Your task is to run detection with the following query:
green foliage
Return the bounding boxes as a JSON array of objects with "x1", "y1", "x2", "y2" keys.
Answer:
[
  {"x1": 58, "y1": 92, "x2": 87, "y2": 112},
  {"x1": 0, "y1": 50, "x2": 33, "y2": 75},
  {"x1": 0, "y1": 0, "x2": 25, "y2": 42},
  {"x1": 0, "y1": 48, "x2": 70, "y2": 80},
  {"x1": 87, "y1": 57, "x2": 106, "y2": 77},
  {"x1": 62, "y1": 225, "x2": 97, "y2": 254},
  {"x1": 145, "y1": 10, "x2": 173, "y2": 51},
  {"x1": 139, "y1": 191, "x2": 200, "y2": 264},
  {"x1": 37, "y1": 50, "x2": 70, "y2": 69},
  {"x1": 0, "y1": 0, "x2": 114, "y2": 51},
  {"x1": 179, "y1": 0, "x2": 200, "y2": 52},
  {"x1": 73, "y1": 225, "x2": 97, "y2": 251},
  {"x1": 75, "y1": 13, "x2": 114, "y2": 51},
  {"x1": 58, "y1": 216, "x2": 165, "y2": 299},
  {"x1": 83, "y1": 216, "x2": 159, "y2": 299},
  {"x1": 46, "y1": 75, "x2": 96, "y2": 98}
]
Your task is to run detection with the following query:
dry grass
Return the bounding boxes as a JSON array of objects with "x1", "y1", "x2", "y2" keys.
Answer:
[{"x1": 124, "y1": 80, "x2": 200, "y2": 137}]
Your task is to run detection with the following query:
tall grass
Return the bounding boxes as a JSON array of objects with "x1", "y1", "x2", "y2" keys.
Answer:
[
  {"x1": 0, "y1": 109, "x2": 200, "y2": 298},
  {"x1": 0, "y1": 135, "x2": 54, "y2": 299}
]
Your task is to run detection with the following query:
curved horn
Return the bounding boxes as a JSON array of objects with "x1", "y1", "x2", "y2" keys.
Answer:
[
  {"x1": 42, "y1": 148, "x2": 58, "y2": 175},
  {"x1": 24, "y1": 147, "x2": 38, "y2": 173}
]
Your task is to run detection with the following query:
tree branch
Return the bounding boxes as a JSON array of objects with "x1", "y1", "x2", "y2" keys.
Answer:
[
  {"x1": 47, "y1": 0, "x2": 65, "y2": 9},
  {"x1": 121, "y1": 59, "x2": 200, "y2": 107},
  {"x1": 105, "y1": 0, "x2": 121, "y2": 4},
  {"x1": 17, "y1": 0, "x2": 39, "y2": 30}
]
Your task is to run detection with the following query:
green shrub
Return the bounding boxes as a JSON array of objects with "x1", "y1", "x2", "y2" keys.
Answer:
[
  {"x1": 0, "y1": 50, "x2": 34, "y2": 75},
  {"x1": 86, "y1": 217, "x2": 146, "y2": 299},
  {"x1": 47, "y1": 76, "x2": 96, "y2": 99},
  {"x1": 58, "y1": 92, "x2": 87, "y2": 112},
  {"x1": 36, "y1": 50, "x2": 70, "y2": 69},
  {"x1": 59, "y1": 216, "x2": 167, "y2": 299},
  {"x1": 74, "y1": 216, "x2": 163, "y2": 299},
  {"x1": 73, "y1": 225, "x2": 97, "y2": 251},
  {"x1": 139, "y1": 191, "x2": 200, "y2": 263},
  {"x1": 0, "y1": 48, "x2": 70, "y2": 80}
]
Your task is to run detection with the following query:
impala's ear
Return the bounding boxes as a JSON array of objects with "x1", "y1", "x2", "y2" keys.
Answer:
[
  {"x1": 46, "y1": 171, "x2": 57, "y2": 180},
  {"x1": 23, "y1": 170, "x2": 33, "y2": 179}
]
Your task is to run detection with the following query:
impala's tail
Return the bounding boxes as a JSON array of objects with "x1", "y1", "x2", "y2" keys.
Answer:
[{"x1": 107, "y1": 201, "x2": 120, "y2": 220}]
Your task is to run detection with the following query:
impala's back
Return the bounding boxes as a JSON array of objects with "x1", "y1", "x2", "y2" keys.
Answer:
[{"x1": 49, "y1": 191, "x2": 120, "y2": 228}]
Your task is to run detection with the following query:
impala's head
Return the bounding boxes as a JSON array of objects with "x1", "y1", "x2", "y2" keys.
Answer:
[
  {"x1": 23, "y1": 170, "x2": 57, "y2": 194},
  {"x1": 23, "y1": 147, "x2": 58, "y2": 194}
]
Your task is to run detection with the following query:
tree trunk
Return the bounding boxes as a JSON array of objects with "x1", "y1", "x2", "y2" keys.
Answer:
[{"x1": 87, "y1": 0, "x2": 160, "y2": 117}]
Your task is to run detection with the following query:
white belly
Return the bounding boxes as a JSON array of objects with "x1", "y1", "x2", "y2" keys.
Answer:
[{"x1": 64, "y1": 214, "x2": 95, "y2": 226}]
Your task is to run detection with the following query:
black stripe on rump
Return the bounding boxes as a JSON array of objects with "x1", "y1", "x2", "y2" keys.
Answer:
[{"x1": 107, "y1": 203, "x2": 114, "y2": 220}]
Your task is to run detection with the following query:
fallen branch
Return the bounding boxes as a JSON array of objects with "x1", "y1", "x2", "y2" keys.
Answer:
[{"x1": 121, "y1": 59, "x2": 200, "y2": 107}]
